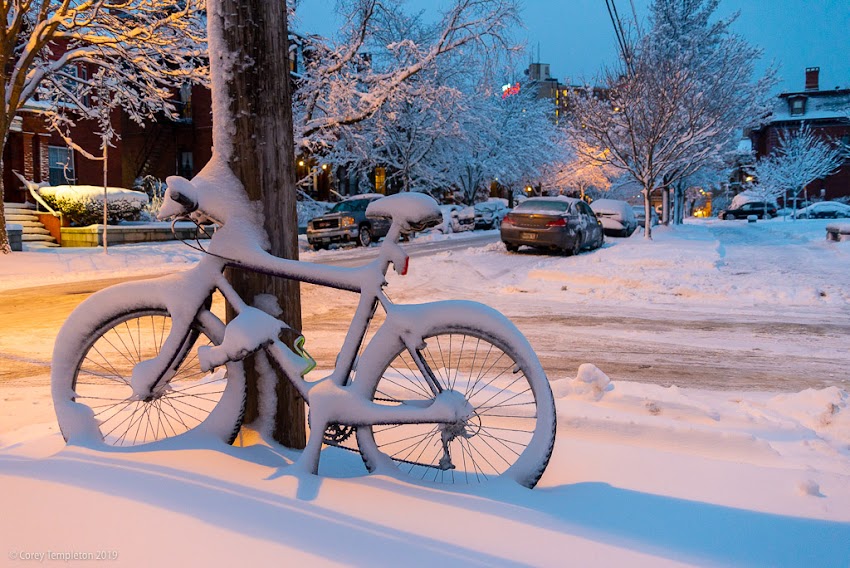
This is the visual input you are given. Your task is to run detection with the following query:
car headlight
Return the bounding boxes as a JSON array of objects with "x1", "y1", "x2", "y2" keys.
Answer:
[{"x1": 341, "y1": 216, "x2": 355, "y2": 227}]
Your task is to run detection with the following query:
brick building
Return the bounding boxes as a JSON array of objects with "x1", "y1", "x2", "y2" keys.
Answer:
[
  {"x1": 3, "y1": 31, "x2": 312, "y2": 205},
  {"x1": 750, "y1": 67, "x2": 850, "y2": 201}
]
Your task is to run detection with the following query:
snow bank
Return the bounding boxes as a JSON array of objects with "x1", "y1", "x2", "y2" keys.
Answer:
[
  {"x1": 552, "y1": 363, "x2": 613, "y2": 400},
  {"x1": 1, "y1": 376, "x2": 848, "y2": 567}
]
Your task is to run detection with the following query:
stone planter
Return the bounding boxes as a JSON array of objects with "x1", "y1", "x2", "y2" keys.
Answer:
[
  {"x1": 60, "y1": 222, "x2": 213, "y2": 248},
  {"x1": 6, "y1": 223, "x2": 22, "y2": 251}
]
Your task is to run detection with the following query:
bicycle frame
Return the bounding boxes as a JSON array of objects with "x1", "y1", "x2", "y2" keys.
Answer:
[
  {"x1": 123, "y1": 217, "x2": 466, "y2": 472},
  {"x1": 133, "y1": 219, "x2": 418, "y2": 394}
]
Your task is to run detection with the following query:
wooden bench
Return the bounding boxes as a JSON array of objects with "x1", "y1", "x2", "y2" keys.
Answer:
[{"x1": 826, "y1": 223, "x2": 850, "y2": 242}]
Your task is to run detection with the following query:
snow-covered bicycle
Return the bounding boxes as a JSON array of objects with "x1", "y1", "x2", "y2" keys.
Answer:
[{"x1": 51, "y1": 170, "x2": 556, "y2": 488}]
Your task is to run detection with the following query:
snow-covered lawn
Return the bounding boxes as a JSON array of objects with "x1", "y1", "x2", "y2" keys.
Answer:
[{"x1": 1, "y1": 217, "x2": 848, "y2": 566}]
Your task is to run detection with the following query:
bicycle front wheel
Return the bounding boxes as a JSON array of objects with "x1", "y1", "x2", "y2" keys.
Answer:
[
  {"x1": 355, "y1": 302, "x2": 556, "y2": 488},
  {"x1": 52, "y1": 286, "x2": 246, "y2": 447}
]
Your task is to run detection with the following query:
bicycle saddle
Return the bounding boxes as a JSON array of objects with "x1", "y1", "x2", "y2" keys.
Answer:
[{"x1": 366, "y1": 192, "x2": 443, "y2": 232}]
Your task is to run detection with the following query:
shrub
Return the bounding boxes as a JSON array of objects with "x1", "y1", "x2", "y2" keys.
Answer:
[
  {"x1": 39, "y1": 185, "x2": 149, "y2": 226},
  {"x1": 134, "y1": 176, "x2": 166, "y2": 221}
]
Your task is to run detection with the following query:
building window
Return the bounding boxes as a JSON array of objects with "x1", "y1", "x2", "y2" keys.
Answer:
[
  {"x1": 48, "y1": 146, "x2": 75, "y2": 186},
  {"x1": 374, "y1": 167, "x2": 386, "y2": 194},
  {"x1": 179, "y1": 84, "x2": 192, "y2": 120},
  {"x1": 178, "y1": 151, "x2": 194, "y2": 178},
  {"x1": 790, "y1": 98, "x2": 805, "y2": 116}
]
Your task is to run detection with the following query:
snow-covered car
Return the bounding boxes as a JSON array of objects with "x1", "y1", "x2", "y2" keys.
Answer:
[
  {"x1": 474, "y1": 200, "x2": 510, "y2": 229},
  {"x1": 306, "y1": 194, "x2": 390, "y2": 249},
  {"x1": 590, "y1": 198, "x2": 637, "y2": 237},
  {"x1": 632, "y1": 204, "x2": 659, "y2": 227},
  {"x1": 718, "y1": 202, "x2": 777, "y2": 220},
  {"x1": 436, "y1": 204, "x2": 475, "y2": 233},
  {"x1": 793, "y1": 201, "x2": 850, "y2": 219}
]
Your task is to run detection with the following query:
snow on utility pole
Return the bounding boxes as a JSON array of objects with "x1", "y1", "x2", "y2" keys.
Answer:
[{"x1": 210, "y1": 0, "x2": 306, "y2": 448}]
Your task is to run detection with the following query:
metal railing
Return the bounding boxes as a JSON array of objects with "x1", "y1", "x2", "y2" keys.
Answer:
[{"x1": 12, "y1": 171, "x2": 60, "y2": 217}]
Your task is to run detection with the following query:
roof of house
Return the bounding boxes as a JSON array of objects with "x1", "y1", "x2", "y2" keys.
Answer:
[{"x1": 765, "y1": 88, "x2": 850, "y2": 125}]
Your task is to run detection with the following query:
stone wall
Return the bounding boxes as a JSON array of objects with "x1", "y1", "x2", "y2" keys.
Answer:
[{"x1": 60, "y1": 223, "x2": 213, "y2": 248}]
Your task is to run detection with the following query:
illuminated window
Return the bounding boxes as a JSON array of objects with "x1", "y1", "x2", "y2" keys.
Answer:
[
  {"x1": 48, "y1": 146, "x2": 74, "y2": 186},
  {"x1": 375, "y1": 167, "x2": 386, "y2": 194}
]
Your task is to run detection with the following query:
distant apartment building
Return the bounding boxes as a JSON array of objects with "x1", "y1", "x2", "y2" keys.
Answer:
[{"x1": 524, "y1": 62, "x2": 570, "y2": 124}]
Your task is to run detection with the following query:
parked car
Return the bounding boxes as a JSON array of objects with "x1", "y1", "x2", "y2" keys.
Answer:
[
  {"x1": 306, "y1": 194, "x2": 390, "y2": 249},
  {"x1": 632, "y1": 204, "x2": 659, "y2": 228},
  {"x1": 793, "y1": 201, "x2": 850, "y2": 219},
  {"x1": 590, "y1": 198, "x2": 638, "y2": 237},
  {"x1": 474, "y1": 199, "x2": 510, "y2": 229},
  {"x1": 436, "y1": 204, "x2": 475, "y2": 233},
  {"x1": 500, "y1": 196, "x2": 604, "y2": 255},
  {"x1": 717, "y1": 201, "x2": 777, "y2": 220}
]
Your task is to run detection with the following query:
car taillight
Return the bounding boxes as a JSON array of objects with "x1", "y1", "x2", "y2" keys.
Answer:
[
  {"x1": 546, "y1": 218, "x2": 566, "y2": 227},
  {"x1": 502, "y1": 216, "x2": 514, "y2": 226}
]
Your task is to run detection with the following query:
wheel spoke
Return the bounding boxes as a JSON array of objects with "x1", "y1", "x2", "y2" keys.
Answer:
[
  {"x1": 63, "y1": 309, "x2": 239, "y2": 447},
  {"x1": 362, "y1": 330, "x2": 552, "y2": 487}
]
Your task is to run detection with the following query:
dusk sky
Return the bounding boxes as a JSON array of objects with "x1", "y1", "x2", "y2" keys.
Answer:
[{"x1": 294, "y1": 0, "x2": 850, "y2": 94}]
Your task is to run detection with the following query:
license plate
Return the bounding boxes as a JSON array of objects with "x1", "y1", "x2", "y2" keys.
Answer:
[{"x1": 520, "y1": 232, "x2": 538, "y2": 240}]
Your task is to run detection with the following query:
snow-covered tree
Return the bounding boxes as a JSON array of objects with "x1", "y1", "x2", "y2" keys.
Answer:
[
  {"x1": 441, "y1": 78, "x2": 567, "y2": 204},
  {"x1": 753, "y1": 124, "x2": 845, "y2": 218},
  {"x1": 567, "y1": 0, "x2": 775, "y2": 238},
  {"x1": 0, "y1": 1, "x2": 207, "y2": 254},
  {"x1": 328, "y1": 65, "x2": 464, "y2": 194},
  {"x1": 292, "y1": 0, "x2": 521, "y2": 153},
  {"x1": 548, "y1": 139, "x2": 616, "y2": 198}
]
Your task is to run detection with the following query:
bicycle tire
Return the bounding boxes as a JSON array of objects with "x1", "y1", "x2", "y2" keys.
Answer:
[
  {"x1": 52, "y1": 285, "x2": 246, "y2": 447},
  {"x1": 354, "y1": 301, "x2": 556, "y2": 488}
]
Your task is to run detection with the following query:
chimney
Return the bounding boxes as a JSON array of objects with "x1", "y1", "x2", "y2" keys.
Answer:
[{"x1": 805, "y1": 67, "x2": 820, "y2": 91}]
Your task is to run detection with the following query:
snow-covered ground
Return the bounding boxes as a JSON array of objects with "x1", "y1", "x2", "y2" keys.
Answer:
[{"x1": 1, "y1": 217, "x2": 849, "y2": 566}]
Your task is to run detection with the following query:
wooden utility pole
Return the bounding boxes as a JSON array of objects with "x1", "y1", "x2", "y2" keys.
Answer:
[{"x1": 214, "y1": 1, "x2": 305, "y2": 447}]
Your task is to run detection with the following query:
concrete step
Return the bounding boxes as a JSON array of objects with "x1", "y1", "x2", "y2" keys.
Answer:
[
  {"x1": 14, "y1": 220, "x2": 45, "y2": 228},
  {"x1": 6, "y1": 213, "x2": 39, "y2": 222},
  {"x1": 24, "y1": 241, "x2": 60, "y2": 249},
  {"x1": 22, "y1": 233, "x2": 57, "y2": 243},
  {"x1": 22, "y1": 227, "x2": 51, "y2": 236},
  {"x1": 4, "y1": 202, "x2": 35, "y2": 210}
]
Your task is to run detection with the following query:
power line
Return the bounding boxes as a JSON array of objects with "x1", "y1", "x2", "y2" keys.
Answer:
[{"x1": 604, "y1": 0, "x2": 635, "y2": 74}]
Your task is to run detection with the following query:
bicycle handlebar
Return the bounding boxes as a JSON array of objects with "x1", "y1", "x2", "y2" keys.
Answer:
[{"x1": 169, "y1": 190, "x2": 198, "y2": 213}]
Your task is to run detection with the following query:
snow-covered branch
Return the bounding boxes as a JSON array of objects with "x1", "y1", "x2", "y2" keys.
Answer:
[{"x1": 293, "y1": 0, "x2": 520, "y2": 151}]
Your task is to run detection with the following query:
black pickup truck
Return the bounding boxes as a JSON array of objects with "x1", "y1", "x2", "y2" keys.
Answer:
[{"x1": 306, "y1": 194, "x2": 391, "y2": 250}]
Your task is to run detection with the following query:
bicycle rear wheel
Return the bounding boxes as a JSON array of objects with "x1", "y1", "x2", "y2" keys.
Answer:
[
  {"x1": 52, "y1": 290, "x2": 246, "y2": 447},
  {"x1": 355, "y1": 303, "x2": 556, "y2": 488}
]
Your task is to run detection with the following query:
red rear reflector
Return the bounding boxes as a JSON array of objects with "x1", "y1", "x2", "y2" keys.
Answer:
[
  {"x1": 546, "y1": 218, "x2": 566, "y2": 227},
  {"x1": 502, "y1": 216, "x2": 514, "y2": 225},
  {"x1": 401, "y1": 256, "x2": 410, "y2": 276}
]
